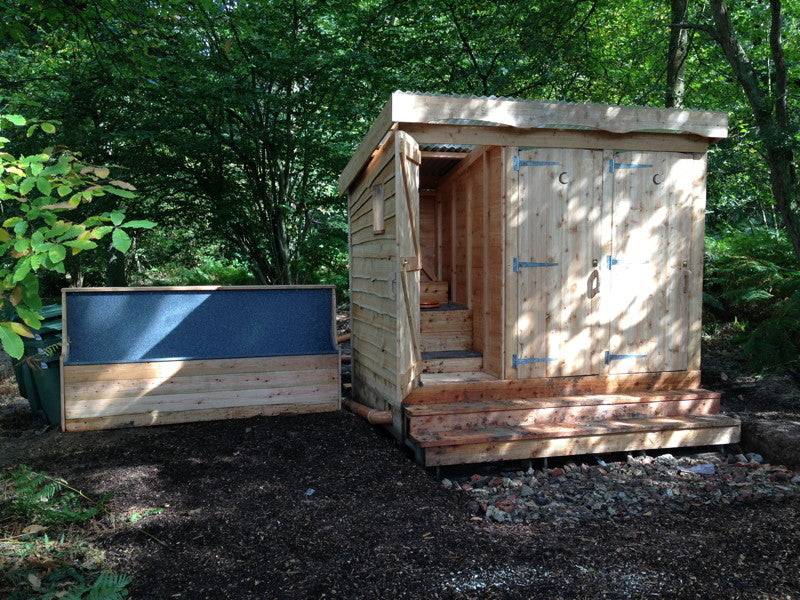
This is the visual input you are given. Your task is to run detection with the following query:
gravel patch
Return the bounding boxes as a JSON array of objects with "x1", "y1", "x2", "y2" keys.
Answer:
[{"x1": 447, "y1": 451, "x2": 800, "y2": 525}]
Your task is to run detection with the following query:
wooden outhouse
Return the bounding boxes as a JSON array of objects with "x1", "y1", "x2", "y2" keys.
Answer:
[{"x1": 341, "y1": 92, "x2": 740, "y2": 466}]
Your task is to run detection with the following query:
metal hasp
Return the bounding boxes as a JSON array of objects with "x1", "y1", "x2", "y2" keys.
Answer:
[
  {"x1": 513, "y1": 257, "x2": 559, "y2": 272},
  {"x1": 513, "y1": 156, "x2": 561, "y2": 171},
  {"x1": 606, "y1": 254, "x2": 650, "y2": 269},
  {"x1": 608, "y1": 158, "x2": 653, "y2": 173},
  {"x1": 604, "y1": 351, "x2": 647, "y2": 365},
  {"x1": 512, "y1": 354, "x2": 556, "y2": 368}
]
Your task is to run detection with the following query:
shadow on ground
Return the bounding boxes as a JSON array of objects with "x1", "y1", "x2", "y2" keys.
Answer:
[{"x1": 3, "y1": 404, "x2": 800, "y2": 599}]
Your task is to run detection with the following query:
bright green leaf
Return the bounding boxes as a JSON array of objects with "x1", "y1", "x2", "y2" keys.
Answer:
[
  {"x1": 121, "y1": 220, "x2": 156, "y2": 229},
  {"x1": 63, "y1": 239, "x2": 98, "y2": 250},
  {"x1": 0, "y1": 325, "x2": 24, "y2": 359},
  {"x1": 12, "y1": 258, "x2": 31, "y2": 283},
  {"x1": 36, "y1": 178, "x2": 52, "y2": 196},
  {"x1": 49, "y1": 245, "x2": 66, "y2": 263},
  {"x1": 19, "y1": 178, "x2": 36, "y2": 196},
  {"x1": 89, "y1": 225, "x2": 114, "y2": 239},
  {"x1": 110, "y1": 211, "x2": 125, "y2": 226},
  {"x1": 16, "y1": 306, "x2": 42, "y2": 330},
  {"x1": 3, "y1": 114, "x2": 26, "y2": 126},
  {"x1": 112, "y1": 228, "x2": 132, "y2": 253},
  {"x1": 105, "y1": 186, "x2": 136, "y2": 199},
  {"x1": 40, "y1": 122, "x2": 56, "y2": 134}
]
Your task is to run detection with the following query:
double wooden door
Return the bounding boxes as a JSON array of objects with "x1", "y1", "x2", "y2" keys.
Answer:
[{"x1": 513, "y1": 147, "x2": 705, "y2": 378}]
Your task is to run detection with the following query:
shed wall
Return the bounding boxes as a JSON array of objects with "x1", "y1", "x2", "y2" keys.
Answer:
[{"x1": 348, "y1": 137, "x2": 400, "y2": 421}]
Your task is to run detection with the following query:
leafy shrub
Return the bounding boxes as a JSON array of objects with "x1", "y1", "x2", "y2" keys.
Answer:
[
  {"x1": 704, "y1": 227, "x2": 800, "y2": 371},
  {"x1": 0, "y1": 113, "x2": 154, "y2": 357},
  {"x1": 144, "y1": 255, "x2": 256, "y2": 286}
]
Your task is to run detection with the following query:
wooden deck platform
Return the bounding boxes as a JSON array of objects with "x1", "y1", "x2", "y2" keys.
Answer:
[
  {"x1": 403, "y1": 376, "x2": 740, "y2": 466},
  {"x1": 409, "y1": 414, "x2": 740, "y2": 467}
]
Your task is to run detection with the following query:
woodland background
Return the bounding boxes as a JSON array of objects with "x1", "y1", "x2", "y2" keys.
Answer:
[{"x1": 0, "y1": 0, "x2": 797, "y2": 370}]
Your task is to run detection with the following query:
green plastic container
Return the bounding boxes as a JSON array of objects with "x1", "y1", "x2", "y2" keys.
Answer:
[
  {"x1": 8, "y1": 303, "x2": 63, "y2": 416},
  {"x1": 30, "y1": 354, "x2": 61, "y2": 426}
]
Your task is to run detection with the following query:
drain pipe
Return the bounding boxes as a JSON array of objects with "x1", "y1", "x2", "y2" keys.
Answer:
[{"x1": 343, "y1": 399, "x2": 393, "y2": 426}]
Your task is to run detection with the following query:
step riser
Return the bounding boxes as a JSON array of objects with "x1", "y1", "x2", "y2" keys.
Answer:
[
  {"x1": 423, "y1": 357, "x2": 483, "y2": 373},
  {"x1": 408, "y1": 397, "x2": 721, "y2": 436},
  {"x1": 421, "y1": 334, "x2": 473, "y2": 353},
  {"x1": 422, "y1": 425, "x2": 740, "y2": 466},
  {"x1": 405, "y1": 371, "x2": 702, "y2": 405},
  {"x1": 421, "y1": 282, "x2": 448, "y2": 304},
  {"x1": 420, "y1": 313, "x2": 472, "y2": 333}
]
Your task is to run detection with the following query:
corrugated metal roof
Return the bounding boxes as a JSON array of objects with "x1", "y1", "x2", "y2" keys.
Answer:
[{"x1": 419, "y1": 143, "x2": 474, "y2": 153}]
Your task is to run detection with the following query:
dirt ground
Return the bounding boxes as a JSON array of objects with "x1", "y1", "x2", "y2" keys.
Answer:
[{"x1": 2, "y1": 348, "x2": 800, "y2": 598}]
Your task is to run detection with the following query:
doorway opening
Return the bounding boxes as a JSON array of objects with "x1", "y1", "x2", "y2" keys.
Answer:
[{"x1": 417, "y1": 145, "x2": 504, "y2": 383}]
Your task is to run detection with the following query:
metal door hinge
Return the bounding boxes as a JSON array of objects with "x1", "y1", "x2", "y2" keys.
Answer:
[
  {"x1": 608, "y1": 158, "x2": 653, "y2": 173},
  {"x1": 513, "y1": 156, "x2": 560, "y2": 171},
  {"x1": 605, "y1": 351, "x2": 647, "y2": 364},
  {"x1": 513, "y1": 354, "x2": 556, "y2": 368},
  {"x1": 513, "y1": 257, "x2": 559, "y2": 272}
]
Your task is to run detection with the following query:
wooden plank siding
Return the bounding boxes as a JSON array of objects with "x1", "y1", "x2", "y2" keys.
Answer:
[
  {"x1": 63, "y1": 355, "x2": 339, "y2": 431},
  {"x1": 348, "y1": 132, "x2": 401, "y2": 431}
]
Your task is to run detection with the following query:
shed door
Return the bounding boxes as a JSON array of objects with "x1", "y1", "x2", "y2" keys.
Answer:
[
  {"x1": 605, "y1": 151, "x2": 698, "y2": 374},
  {"x1": 515, "y1": 148, "x2": 603, "y2": 378},
  {"x1": 395, "y1": 131, "x2": 422, "y2": 393}
]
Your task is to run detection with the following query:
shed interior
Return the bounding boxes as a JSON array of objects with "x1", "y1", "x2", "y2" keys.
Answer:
[{"x1": 418, "y1": 145, "x2": 503, "y2": 383}]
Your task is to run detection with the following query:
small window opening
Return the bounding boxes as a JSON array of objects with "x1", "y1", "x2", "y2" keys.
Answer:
[{"x1": 372, "y1": 184, "x2": 385, "y2": 234}]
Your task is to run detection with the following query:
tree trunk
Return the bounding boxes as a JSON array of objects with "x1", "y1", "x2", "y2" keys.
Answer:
[
  {"x1": 106, "y1": 248, "x2": 128, "y2": 287},
  {"x1": 709, "y1": 0, "x2": 800, "y2": 261},
  {"x1": 666, "y1": 0, "x2": 690, "y2": 108}
]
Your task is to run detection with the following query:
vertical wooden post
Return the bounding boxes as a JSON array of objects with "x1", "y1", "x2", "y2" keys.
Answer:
[
  {"x1": 502, "y1": 147, "x2": 519, "y2": 379},
  {"x1": 482, "y1": 152, "x2": 491, "y2": 361}
]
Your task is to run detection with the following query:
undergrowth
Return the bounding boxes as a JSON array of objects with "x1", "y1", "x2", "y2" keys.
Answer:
[
  {"x1": 1, "y1": 466, "x2": 131, "y2": 599},
  {"x1": 705, "y1": 227, "x2": 800, "y2": 372}
]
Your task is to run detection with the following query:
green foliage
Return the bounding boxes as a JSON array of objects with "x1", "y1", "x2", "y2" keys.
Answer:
[
  {"x1": 1, "y1": 466, "x2": 129, "y2": 599},
  {"x1": 146, "y1": 255, "x2": 256, "y2": 286},
  {"x1": 705, "y1": 227, "x2": 800, "y2": 371},
  {"x1": 7, "y1": 568, "x2": 131, "y2": 600},
  {"x1": 1, "y1": 466, "x2": 108, "y2": 526},
  {"x1": 0, "y1": 115, "x2": 148, "y2": 357}
]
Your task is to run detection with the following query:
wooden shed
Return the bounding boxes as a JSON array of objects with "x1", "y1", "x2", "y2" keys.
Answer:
[{"x1": 341, "y1": 91, "x2": 740, "y2": 467}]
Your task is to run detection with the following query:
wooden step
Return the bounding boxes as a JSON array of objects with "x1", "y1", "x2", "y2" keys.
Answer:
[
  {"x1": 404, "y1": 389, "x2": 721, "y2": 436},
  {"x1": 422, "y1": 350, "x2": 483, "y2": 374},
  {"x1": 420, "y1": 304, "x2": 472, "y2": 352},
  {"x1": 410, "y1": 414, "x2": 741, "y2": 466},
  {"x1": 420, "y1": 371, "x2": 497, "y2": 384},
  {"x1": 404, "y1": 370, "x2": 702, "y2": 405},
  {"x1": 421, "y1": 280, "x2": 448, "y2": 304}
]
